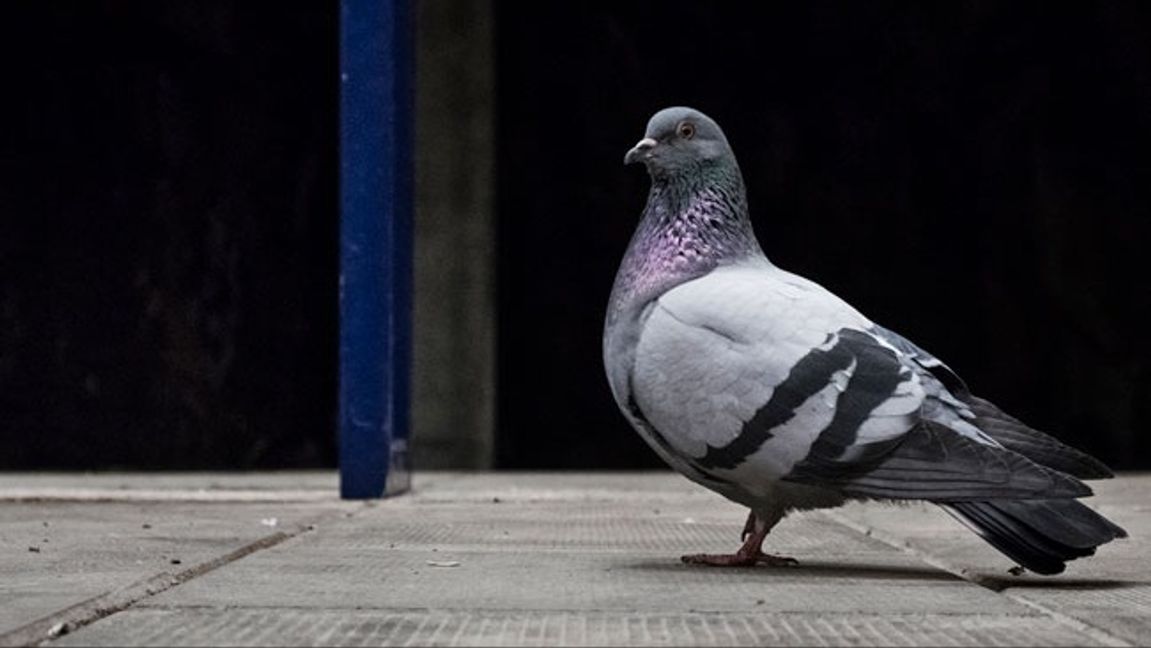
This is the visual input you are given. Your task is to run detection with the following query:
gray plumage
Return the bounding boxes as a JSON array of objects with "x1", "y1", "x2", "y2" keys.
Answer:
[{"x1": 604, "y1": 106, "x2": 1126, "y2": 575}]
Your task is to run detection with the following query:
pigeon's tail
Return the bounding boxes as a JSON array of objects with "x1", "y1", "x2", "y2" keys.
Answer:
[{"x1": 942, "y1": 499, "x2": 1127, "y2": 575}]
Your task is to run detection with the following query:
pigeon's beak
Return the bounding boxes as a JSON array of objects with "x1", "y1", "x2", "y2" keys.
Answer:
[{"x1": 624, "y1": 137, "x2": 658, "y2": 165}]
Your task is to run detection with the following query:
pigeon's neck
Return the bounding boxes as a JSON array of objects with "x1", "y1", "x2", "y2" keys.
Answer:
[{"x1": 610, "y1": 163, "x2": 765, "y2": 317}]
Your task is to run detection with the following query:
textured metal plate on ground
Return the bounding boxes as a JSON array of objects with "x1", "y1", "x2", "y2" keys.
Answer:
[
  {"x1": 53, "y1": 607, "x2": 1103, "y2": 647},
  {"x1": 139, "y1": 498, "x2": 1029, "y2": 616}
]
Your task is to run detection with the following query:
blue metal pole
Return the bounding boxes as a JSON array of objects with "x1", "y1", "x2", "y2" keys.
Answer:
[{"x1": 338, "y1": 0, "x2": 413, "y2": 499}]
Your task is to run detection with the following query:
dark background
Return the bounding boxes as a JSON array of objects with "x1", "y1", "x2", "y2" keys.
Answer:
[
  {"x1": 495, "y1": 2, "x2": 1151, "y2": 469},
  {"x1": 2, "y1": 2, "x2": 1148, "y2": 470},
  {"x1": 0, "y1": 3, "x2": 338, "y2": 468}
]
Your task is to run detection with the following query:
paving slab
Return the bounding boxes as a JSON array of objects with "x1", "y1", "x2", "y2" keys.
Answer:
[
  {"x1": 831, "y1": 476, "x2": 1151, "y2": 645},
  {"x1": 0, "y1": 471, "x2": 1144, "y2": 646},
  {"x1": 0, "y1": 475, "x2": 357, "y2": 646}
]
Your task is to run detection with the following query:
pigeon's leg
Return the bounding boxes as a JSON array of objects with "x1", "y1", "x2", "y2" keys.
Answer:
[
  {"x1": 682, "y1": 510, "x2": 798, "y2": 567},
  {"x1": 740, "y1": 511, "x2": 756, "y2": 541}
]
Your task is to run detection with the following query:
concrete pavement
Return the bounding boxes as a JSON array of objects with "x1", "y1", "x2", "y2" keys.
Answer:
[{"x1": 0, "y1": 472, "x2": 1146, "y2": 646}]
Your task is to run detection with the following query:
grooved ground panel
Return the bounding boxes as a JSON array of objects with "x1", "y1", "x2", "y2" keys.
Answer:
[
  {"x1": 143, "y1": 549, "x2": 1017, "y2": 615},
  {"x1": 306, "y1": 504, "x2": 900, "y2": 554},
  {"x1": 139, "y1": 501, "x2": 1032, "y2": 616},
  {"x1": 53, "y1": 608, "x2": 1103, "y2": 647}
]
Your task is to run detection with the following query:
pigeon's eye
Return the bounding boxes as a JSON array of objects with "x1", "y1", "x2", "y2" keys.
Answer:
[{"x1": 677, "y1": 122, "x2": 696, "y2": 140}]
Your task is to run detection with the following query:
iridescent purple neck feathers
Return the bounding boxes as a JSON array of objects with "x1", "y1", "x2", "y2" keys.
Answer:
[{"x1": 609, "y1": 161, "x2": 764, "y2": 319}]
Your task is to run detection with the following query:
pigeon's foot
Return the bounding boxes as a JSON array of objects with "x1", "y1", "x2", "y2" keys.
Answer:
[
  {"x1": 756, "y1": 552, "x2": 799, "y2": 567},
  {"x1": 684, "y1": 510, "x2": 796, "y2": 568},
  {"x1": 681, "y1": 551, "x2": 757, "y2": 567},
  {"x1": 681, "y1": 550, "x2": 799, "y2": 568}
]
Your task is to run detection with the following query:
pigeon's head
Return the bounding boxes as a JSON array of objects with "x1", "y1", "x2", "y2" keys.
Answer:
[{"x1": 624, "y1": 107, "x2": 734, "y2": 178}]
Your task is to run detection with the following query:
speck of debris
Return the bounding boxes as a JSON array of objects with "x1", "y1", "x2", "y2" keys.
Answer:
[
  {"x1": 28, "y1": 546, "x2": 41, "y2": 553},
  {"x1": 42, "y1": 522, "x2": 50, "y2": 528},
  {"x1": 492, "y1": 497, "x2": 502, "y2": 503},
  {"x1": 47, "y1": 622, "x2": 69, "y2": 637},
  {"x1": 426, "y1": 560, "x2": 461, "y2": 568},
  {"x1": 756, "y1": 599, "x2": 765, "y2": 605},
  {"x1": 142, "y1": 524, "x2": 152, "y2": 529},
  {"x1": 170, "y1": 559, "x2": 182, "y2": 565},
  {"x1": 1008, "y1": 566, "x2": 1025, "y2": 576}
]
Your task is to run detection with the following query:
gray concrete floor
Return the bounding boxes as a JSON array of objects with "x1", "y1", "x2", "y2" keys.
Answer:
[{"x1": 0, "y1": 472, "x2": 1146, "y2": 647}]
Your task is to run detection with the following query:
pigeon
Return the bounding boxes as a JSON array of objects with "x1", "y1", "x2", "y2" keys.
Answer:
[{"x1": 603, "y1": 106, "x2": 1126, "y2": 575}]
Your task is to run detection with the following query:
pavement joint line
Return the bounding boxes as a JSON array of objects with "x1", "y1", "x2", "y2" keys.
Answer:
[
  {"x1": 820, "y1": 510, "x2": 985, "y2": 585},
  {"x1": 1003, "y1": 593, "x2": 1134, "y2": 648},
  {"x1": 821, "y1": 509, "x2": 1134, "y2": 648},
  {"x1": 0, "y1": 506, "x2": 363, "y2": 648},
  {"x1": 0, "y1": 489, "x2": 336, "y2": 503}
]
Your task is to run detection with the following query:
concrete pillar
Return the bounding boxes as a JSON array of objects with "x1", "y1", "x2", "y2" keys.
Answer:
[{"x1": 410, "y1": 0, "x2": 496, "y2": 468}]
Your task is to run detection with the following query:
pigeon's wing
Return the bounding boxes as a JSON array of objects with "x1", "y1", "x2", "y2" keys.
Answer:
[
  {"x1": 631, "y1": 263, "x2": 1089, "y2": 502},
  {"x1": 871, "y1": 325, "x2": 1113, "y2": 480},
  {"x1": 962, "y1": 395, "x2": 1113, "y2": 479},
  {"x1": 769, "y1": 323, "x2": 1092, "y2": 501},
  {"x1": 785, "y1": 417, "x2": 1089, "y2": 501},
  {"x1": 870, "y1": 324, "x2": 970, "y2": 396},
  {"x1": 631, "y1": 263, "x2": 880, "y2": 484}
]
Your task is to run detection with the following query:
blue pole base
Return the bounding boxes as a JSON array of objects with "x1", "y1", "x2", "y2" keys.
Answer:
[{"x1": 338, "y1": 0, "x2": 414, "y2": 499}]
